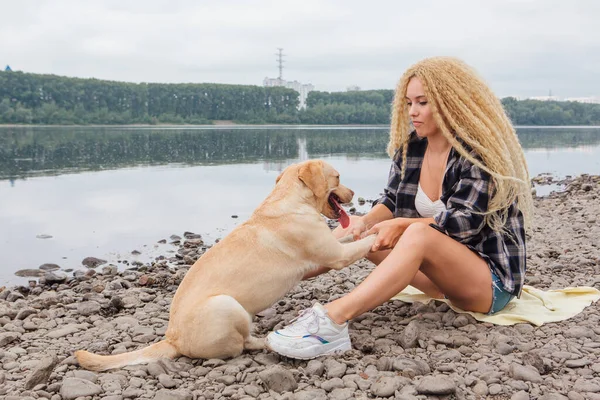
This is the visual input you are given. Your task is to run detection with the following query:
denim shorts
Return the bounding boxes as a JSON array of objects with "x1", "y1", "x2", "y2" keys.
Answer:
[{"x1": 488, "y1": 271, "x2": 515, "y2": 315}]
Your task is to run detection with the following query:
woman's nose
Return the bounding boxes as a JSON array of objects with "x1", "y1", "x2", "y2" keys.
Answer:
[{"x1": 409, "y1": 104, "x2": 418, "y2": 116}]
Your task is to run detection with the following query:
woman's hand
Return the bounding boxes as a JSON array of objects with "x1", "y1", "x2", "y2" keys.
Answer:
[
  {"x1": 365, "y1": 218, "x2": 410, "y2": 252},
  {"x1": 333, "y1": 215, "x2": 367, "y2": 241}
]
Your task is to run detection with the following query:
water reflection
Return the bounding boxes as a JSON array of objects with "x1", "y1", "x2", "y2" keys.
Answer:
[{"x1": 3, "y1": 126, "x2": 599, "y2": 181}]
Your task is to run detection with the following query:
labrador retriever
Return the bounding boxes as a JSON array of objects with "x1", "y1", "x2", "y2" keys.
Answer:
[{"x1": 75, "y1": 159, "x2": 375, "y2": 371}]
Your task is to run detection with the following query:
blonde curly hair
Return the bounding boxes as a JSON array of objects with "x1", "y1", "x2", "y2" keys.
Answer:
[{"x1": 388, "y1": 56, "x2": 533, "y2": 231}]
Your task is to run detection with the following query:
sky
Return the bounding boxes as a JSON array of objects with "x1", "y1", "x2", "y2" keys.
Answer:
[{"x1": 1, "y1": 0, "x2": 599, "y2": 98}]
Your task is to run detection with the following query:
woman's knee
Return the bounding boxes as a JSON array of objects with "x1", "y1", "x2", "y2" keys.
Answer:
[{"x1": 401, "y1": 222, "x2": 433, "y2": 246}]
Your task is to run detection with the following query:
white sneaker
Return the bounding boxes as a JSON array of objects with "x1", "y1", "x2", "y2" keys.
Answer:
[{"x1": 265, "y1": 303, "x2": 351, "y2": 359}]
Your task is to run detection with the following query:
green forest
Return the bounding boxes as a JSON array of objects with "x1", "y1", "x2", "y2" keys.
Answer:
[{"x1": 1, "y1": 70, "x2": 600, "y2": 126}]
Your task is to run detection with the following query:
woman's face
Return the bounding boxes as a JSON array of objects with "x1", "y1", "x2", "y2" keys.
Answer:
[{"x1": 405, "y1": 77, "x2": 440, "y2": 138}]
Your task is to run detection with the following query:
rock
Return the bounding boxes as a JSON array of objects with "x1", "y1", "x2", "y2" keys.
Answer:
[
  {"x1": 510, "y1": 363, "x2": 543, "y2": 383},
  {"x1": 0, "y1": 305, "x2": 17, "y2": 319},
  {"x1": 15, "y1": 269, "x2": 46, "y2": 277},
  {"x1": 376, "y1": 356, "x2": 394, "y2": 371},
  {"x1": 454, "y1": 314, "x2": 475, "y2": 327},
  {"x1": 24, "y1": 354, "x2": 59, "y2": 389},
  {"x1": 47, "y1": 324, "x2": 81, "y2": 339},
  {"x1": 157, "y1": 373, "x2": 177, "y2": 388},
  {"x1": 203, "y1": 358, "x2": 226, "y2": 368},
  {"x1": 539, "y1": 394, "x2": 568, "y2": 400},
  {"x1": 253, "y1": 353, "x2": 279, "y2": 366},
  {"x1": 123, "y1": 388, "x2": 145, "y2": 398},
  {"x1": 572, "y1": 380, "x2": 600, "y2": 393},
  {"x1": 259, "y1": 366, "x2": 298, "y2": 393},
  {"x1": 139, "y1": 274, "x2": 155, "y2": 286},
  {"x1": 473, "y1": 381, "x2": 488, "y2": 396},
  {"x1": 399, "y1": 320, "x2": 420, "y2": 348},
  {"x1": 0, "y1": 332, "x2": 20, "y2": 346},
  {"x1": 321, "y1": 377, "x2": 345, "y2": 392},
  {"x1": 416, "y1": 375, "x2": 456, "y2": 395},
  {"x1": 565, "y1": 326, "x2": 595, "y2": 339},
  {"x1": 102, "y1": 265, "x2": 119, "y2": 275},
  {"x1": 324, "y1": 359, "x2": 347, "y2": 378},
  {"x1": 77, "y1": 301, "x2": 101, "y2": 316},
  {"x1": 565, "y1": 359, "x2": 592, "y2": 368},
  {"x1": 496, "y1": 341, "x2": 515, "y2": 355},
  {"x1": 59, "y1": 377, "x2": 102, "y2": 399},
  {"x1": 147, "y1": 362, "x2": 167, "y2": 377},
  {"x1": 243, "y1": 384, "x2": 262, "y2": 397},
  {"x1": 305, "y1": 359, "x2": 325, "y2": 377},
  {"x1": 512, "y1": 390, "x2": 530, "y2": 400},
  {"x1": 294, "y1": 389, "x2": 328, "y2": 400},
  {"x1": 65, "y1": 370, "x2": 98, "y2": 383},
  {"x1": 489, "y1": 383, "x2": 503, "y2": 395},
  {"x1": 43, "y1": 271, "x2": 67, "y2": 284},
  {"x1": 371, "y1": 376, "x2": 404, "y2": 397},
  {"x1": 16, "y1": 308, "x2": 37, "y2": 320},
  {"x1": 353, "y1": 333, "x2": 375, "y2": 352},
  {"x1": 39, "y1": 263, "x2": 60, "y2": 271},
  {"x1": 82, "y1": 257, "x2": 107, "y2": 268},
  {"x1": 329, "y1": 387, "x2": 356, "y2": 400},
  {"x1": 392, "y1": 357, "x2": 430, "y2": 377},
  {"x1": 7, "y1": 291, "x2": 25, "y2": 301},
  {"x1": 153, "y1": 389, "x2": 193, "y2": 400},
  {"x1": 523, "y1": 351, "x2": 546, "y2": 374}
]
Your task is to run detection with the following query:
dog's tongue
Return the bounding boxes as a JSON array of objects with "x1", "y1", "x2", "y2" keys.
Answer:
[{"x1": 331, "y1": 196, "x2": 350, "y2": 229}]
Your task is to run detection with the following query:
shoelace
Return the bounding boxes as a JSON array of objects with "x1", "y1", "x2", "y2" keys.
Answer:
[{"x1": 284, "y1": 308, "x2": 322, "y2": 335}]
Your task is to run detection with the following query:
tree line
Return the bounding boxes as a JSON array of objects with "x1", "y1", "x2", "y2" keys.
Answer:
[
  {"x1": 0, "y1": 71, "x2": 299, "y2": 125},
  {"x1": 1, "y1": 70, "x2": 600, "y2": 125}
]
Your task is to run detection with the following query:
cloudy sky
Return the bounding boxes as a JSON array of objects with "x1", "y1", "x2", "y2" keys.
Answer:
[{"x1": 1, "y1": 0, "x2": 599, "y2": 98}]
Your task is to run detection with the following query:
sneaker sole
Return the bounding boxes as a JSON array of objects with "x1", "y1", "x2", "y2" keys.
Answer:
[{"x1": 265, "y1": 337, "x2": 352, "y2": 360}]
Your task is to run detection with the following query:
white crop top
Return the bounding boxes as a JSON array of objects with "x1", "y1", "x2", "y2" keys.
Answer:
[{"x1": 415, "y1": 183, "x2": 446, "y2": 218}]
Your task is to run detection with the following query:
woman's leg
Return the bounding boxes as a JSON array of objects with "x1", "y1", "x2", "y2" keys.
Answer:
[
  {"x1": 266, "y1": 222, "x2": 493, "y2": 359},
  {"x1": 365, "y1": 250, "x2": 444, "y2": 299},
  {"x1": 324, "y1": 222, "x2": 493, "y2": 324}
]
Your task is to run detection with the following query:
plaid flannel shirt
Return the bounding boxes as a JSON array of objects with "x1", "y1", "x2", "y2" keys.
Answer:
[{"x1": 375, "y1": 131, "x2": 526, "y2": 297}]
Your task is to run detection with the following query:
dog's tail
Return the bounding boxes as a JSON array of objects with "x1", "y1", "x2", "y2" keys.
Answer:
[{"x1": 75, "y1": 340, "x2": 180, "y2": 372}]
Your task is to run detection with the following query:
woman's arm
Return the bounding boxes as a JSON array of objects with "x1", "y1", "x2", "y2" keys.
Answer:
[
  {"x1": 361, "y1": 204, "x2": 395, "y2": 231},
  {"x1": 365, "y1": 216, "x2": 435, "y2": 250}
]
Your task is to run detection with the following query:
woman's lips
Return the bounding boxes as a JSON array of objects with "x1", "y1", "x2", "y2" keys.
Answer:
[{"x1": 412, "y1": 121, "x2": 423, "y2": 127}]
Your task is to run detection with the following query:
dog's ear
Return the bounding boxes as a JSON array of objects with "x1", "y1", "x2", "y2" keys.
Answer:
[
  {"x1": 276, "y1": 171, "x2": 283, "y2": 184},
  {"x1": 298, "y1": 161, "x2": 328, "y2": 199}
]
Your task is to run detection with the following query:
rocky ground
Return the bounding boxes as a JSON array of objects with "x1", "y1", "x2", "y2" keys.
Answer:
[{"x1": 0, "y1": 175, "x2": 599, "y2": 400}]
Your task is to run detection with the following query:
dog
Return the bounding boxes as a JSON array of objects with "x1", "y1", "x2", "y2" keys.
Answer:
[{"x1": 75, "y1": 159, "x2": 376, "y2": 371}]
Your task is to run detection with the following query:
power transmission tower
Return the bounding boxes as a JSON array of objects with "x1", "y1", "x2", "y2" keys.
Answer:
[{"x1": 276, "y1": 48, "x2": 285, "y2": 80}]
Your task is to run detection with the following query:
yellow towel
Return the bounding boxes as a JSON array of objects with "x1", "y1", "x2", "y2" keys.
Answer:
[{"x1": 391, "y1": 285, "x2": 600, "y2": 326}]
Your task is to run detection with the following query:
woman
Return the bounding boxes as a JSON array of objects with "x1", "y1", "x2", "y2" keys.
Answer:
[{"x1": 266, "y1": 56, "x2": 534, "y2": 360}]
